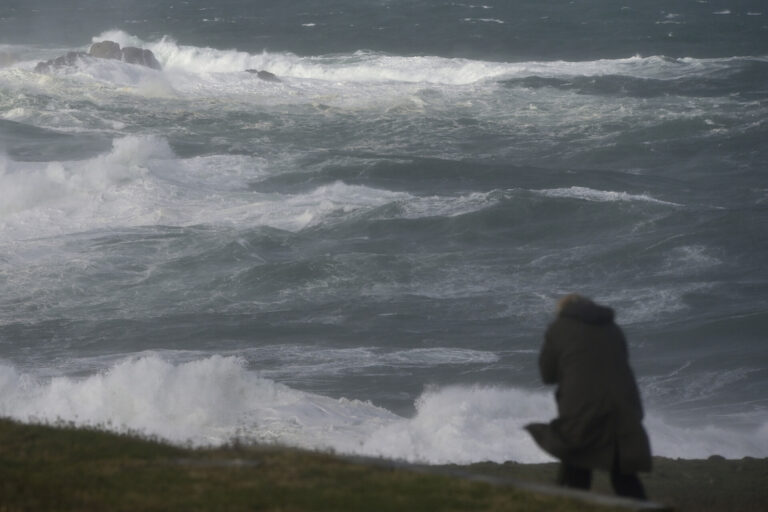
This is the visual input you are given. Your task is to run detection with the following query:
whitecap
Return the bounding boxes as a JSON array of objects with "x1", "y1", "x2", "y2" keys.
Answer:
[
  {"x1": 0, "y1": 141, "x2": 411, "y2": 240},
  {"x1": 83, "y1": 29, "x2": 764, "y2": 89},
  {"x1": 461, "y1": 18, "x2": 505, "y2": 24},
  {"x1": 0, "y1": 135, "x2": 178, "y2": 240},
  {"x1": 533, "y1": 186, "x2": 681, "y2": 206}
]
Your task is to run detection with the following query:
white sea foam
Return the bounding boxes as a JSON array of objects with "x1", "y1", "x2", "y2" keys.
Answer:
[
  {"x1": 600, "y1": 285, "x2": 706, "y2": 324},
  {"x1": 534, "y1": 186, "x2": 681, "y2": 206},
  {"x1": 0, "y1": 136, "x2": 178, "y2": 240},
  {"x1": 0, "y1": 355, "x2": 765, "y2": 463},
  {"x1": 0, "y1": 138, "x2": 414, "y2": 240},
  {"x1": 0, "y1": 355, "x2": 396, "y2": 448},
  {"x1": 358, "y1": 385, "x2": 556, "y2": 463},
  {"x1": 64, "y1": 56, "x2": 173, "y2": 95},
  {"x1": 646, "y1": 415, "x2": 768, "y2": 459},
  {"x1": 92, "y1": 30, "x2": 513, "y2": 85},
  {"x1": 462, "y1": 18, "x2": 505, "y2": 24},
  {"x1": 657, "y1": 245, "x2": 722, "y2": 276},
  {"x1": 400, "y1": 190, "x2": 506, "y2": 219},
  {"x1": 80, "y1": 30, "x2": 764, "y2": 88},
  {"x1": 4, "y1": 31, "x2": 760, "y2": 124},
  {"x1": 1, "y1": 134, "x2": 528, "y2": 242}
]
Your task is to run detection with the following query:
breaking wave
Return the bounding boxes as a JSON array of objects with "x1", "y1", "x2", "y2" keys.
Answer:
[
  {"x1": 82, "y1": 30, "x2": 767, "y2": 86},
  {"x1": 0, "y1": 355, "x2": 765, "y2": 463},
  {"x1": 0, "y1": 136, "x2": 407, "y2": 239}
]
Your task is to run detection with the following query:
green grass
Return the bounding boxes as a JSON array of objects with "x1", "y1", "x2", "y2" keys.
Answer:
[
  {"x1": 5, "y1": 417, "x2": 764, "y2": 511},
  {"x1": 0, "y1": 419, "x2": 626, "y2": 512}
]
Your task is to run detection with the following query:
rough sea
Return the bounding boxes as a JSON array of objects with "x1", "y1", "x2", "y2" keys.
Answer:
[{"x1": 1, "y1": 0, "x2": 766, "y2": 464}]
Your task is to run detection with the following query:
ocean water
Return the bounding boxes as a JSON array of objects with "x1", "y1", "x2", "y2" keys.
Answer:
[{"x1": 0, "y1": 1, "x2": 767, "y2": 464}]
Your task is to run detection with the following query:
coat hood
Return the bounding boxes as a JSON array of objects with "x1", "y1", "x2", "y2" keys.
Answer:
[{"x1": 558, "y1": 298, "x2": 615, "y2": 325}]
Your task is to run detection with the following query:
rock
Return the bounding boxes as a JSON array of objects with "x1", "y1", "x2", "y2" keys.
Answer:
[
  {"x1": 35, "y1": 41, "x2": 162, "y2": 73},
  {"x1": 121, "y1": 46, "x2": 162, "y2": 70},
  {"x1": 245, "y1": 69, "x2": 281, "y2": 82},
  {"x1": 88, "y1": 40, "x2": 122, "y2": 60},
  {"x1": 34, "y1": 51, "x2": 88, "y2": 73}
]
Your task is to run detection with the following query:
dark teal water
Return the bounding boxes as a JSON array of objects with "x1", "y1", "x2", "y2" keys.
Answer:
[{"x1": 0, "y1": 0, "x2": 766, "y2": 463}]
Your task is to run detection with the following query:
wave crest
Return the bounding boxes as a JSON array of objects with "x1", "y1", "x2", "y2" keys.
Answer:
[
  {"x1": 1, "y1": 355, "x2": 765, "y2": 463},
  {"x1": 88, "y1": 30, "x2": 764, "y2": 85}
]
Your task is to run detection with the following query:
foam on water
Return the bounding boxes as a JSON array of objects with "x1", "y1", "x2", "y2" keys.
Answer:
[
  {"x1": 0, "y1": 136, "x2": 176, "y2": 240},
  {"x1": 93, "y1": 30, "x2": 512, "y2": 86},
  {"x1": 358, "y1": 385, "x2": 557, "y2": 464},
  {"x1": 646, "y1": 415, "x2": 768, "y2": 460},
  {"x1": 84, "y1": 30, "x2": 765, "y2": 87},
  {"x1": 3, "y1": 31, "x2": 760, "y2": 144},
  {"x1": 0, "y1": 137, "x2": 413, "y2": 240},
  {"x1": 534, "y1": 186, "x2": 682, "y2": 206},
  {"x1": 0, "y1": 29, "x2": 762, "y2": 137},
  {"x1": 1, "y1": 135, "x2": 562, "y2": 243},
  {"x1": 0, "y1": 355, "x2": 764, "y2": 463},
  {"x1": 0, "y1": 355, "x2": 396, "y2": 448}
]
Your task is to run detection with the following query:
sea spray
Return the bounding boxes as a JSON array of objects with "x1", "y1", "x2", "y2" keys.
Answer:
[{"x1": 0, "y1": 136, "x2": 175, "y2": 238}]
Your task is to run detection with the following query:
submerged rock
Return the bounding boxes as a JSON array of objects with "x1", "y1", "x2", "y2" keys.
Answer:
[
  {"x1": 34, "y1": 41, "x2": 162, "y2": 73},
  {"x1": 245, "y1": 69, "x2": 281, "y2": 82}
]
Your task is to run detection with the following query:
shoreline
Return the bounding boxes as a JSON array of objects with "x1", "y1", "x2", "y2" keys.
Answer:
[{"x1": 2, "y1": 418, "x2": 766, "y2": 511}]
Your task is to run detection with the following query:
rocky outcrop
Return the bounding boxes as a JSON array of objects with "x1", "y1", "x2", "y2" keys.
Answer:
[
  {"x1": 88, "y1": 40, "x2": 122, "y2": 60},
  {"x1": 119, "y1": 46, "x2": 162, "y2": 70},
  {"x1": 34, "y1": 52, "x2": 89, "y2": 73},
  {"x1": 245, "y1": 69, "x2": 281, "y2": 82},
  {"x1": 34, "y1": 41, "x2": 162, "y2": 73}
]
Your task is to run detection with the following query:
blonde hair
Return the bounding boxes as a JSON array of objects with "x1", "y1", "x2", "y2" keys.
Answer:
[{"x1": 556, "y1": 293, "x2": 591, "y2": 313}]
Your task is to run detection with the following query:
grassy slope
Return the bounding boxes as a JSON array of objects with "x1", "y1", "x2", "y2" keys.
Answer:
[
  {"x1": 0, "y1": 419, "x2": 624, "y2": 512},
  {"x1": 2, "y1": 418, "x2": 765, "y2": 512}
]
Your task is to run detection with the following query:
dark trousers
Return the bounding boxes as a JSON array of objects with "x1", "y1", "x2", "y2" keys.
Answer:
[{"x1": 557, "y1": 463, "x2": 647, "y2": 500}]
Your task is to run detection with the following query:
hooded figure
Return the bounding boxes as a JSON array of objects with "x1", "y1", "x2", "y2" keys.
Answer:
[{"x1": 526, "y1": 294, "x2": 651, "y2": 499}]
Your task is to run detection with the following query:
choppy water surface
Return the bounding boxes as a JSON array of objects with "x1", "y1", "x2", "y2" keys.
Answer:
[{"x1": 0, "y1": 1, "x2": 766, "y2": 463}]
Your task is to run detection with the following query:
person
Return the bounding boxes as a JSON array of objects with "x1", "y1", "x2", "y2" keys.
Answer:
[{"x1": 525, "y1": 294, "x2": 651, "y2": 500}]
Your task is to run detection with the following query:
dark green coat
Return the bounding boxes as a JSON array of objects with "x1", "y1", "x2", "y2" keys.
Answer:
[{"x1": 525, "y1": 300, "x2": 652, "y2": 473}]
